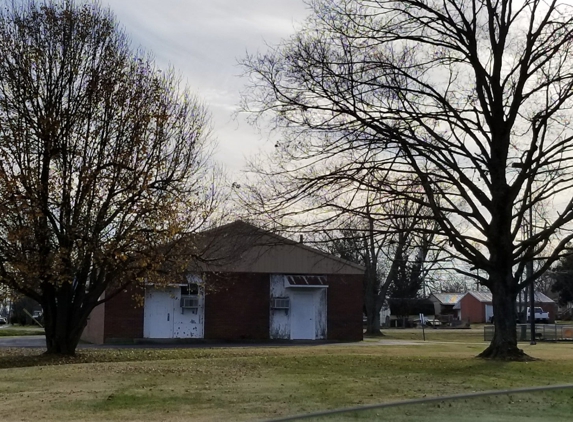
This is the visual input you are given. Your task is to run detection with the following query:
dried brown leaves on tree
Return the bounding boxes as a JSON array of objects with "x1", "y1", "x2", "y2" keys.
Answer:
[{"x1": 0, "y1": 0, "x2": 222, "y2": 354}]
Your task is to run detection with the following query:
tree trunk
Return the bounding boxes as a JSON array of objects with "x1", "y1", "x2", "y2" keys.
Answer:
[
  {"x1": 42, "y1": 294, "x2": 90, "y2": 356},
  {"x1": 365, "y1": 307, "x2": 382, "y2": 335},
  {"x1": 478, "y1": 280, "x2": 529, "y2": 360},
  {"x1": 44, "y1": 328, "x2": 84, "y2": 355},
  {"x1": 364, "y1": 286, "x2": 380, "y2": 335},
  {"x1": 364, "y1": 278, "x2": 389, "y2": 336}
]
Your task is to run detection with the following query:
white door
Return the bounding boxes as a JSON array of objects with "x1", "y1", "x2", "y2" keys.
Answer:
[
  {"x1": 485, "y1": 304, "x2": 494, "y2": 323},
  {"x1": 290, "y1": 290, "x2": 316, "y2": 340},
  {"x1": 144, "y1": 289, "x2": 175, "y2": 338}
]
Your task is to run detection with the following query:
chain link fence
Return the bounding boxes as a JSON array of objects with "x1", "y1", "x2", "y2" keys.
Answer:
[{"x1": 484, "y1": 324, "x2": 573, "y2": 342}]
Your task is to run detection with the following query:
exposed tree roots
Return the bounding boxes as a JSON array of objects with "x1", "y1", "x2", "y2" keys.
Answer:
[{"x1": 477, "y1": 345, "x2": 538, "y2": 361}]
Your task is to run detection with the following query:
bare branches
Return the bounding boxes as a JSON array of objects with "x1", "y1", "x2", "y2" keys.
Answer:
[
  {"x1": 240, "y1": 0, "x2": 573, "y2": 358},
  {"x1": 241, "y1": 0, "x2": 573, "y2": 279}
]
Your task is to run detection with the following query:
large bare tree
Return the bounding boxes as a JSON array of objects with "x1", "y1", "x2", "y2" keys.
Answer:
[
  {"x1": 242, "y1": 0, "x2": 573, "y2": 359},
  {"x1": 0, "y1": 0, "x2": 220, "y2": 355},
  {"x1": 323, "y1": 200, "x2": 442, "y2": 334}
]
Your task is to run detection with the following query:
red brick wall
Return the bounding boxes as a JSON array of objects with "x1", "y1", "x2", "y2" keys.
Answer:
[
  {"x1": 327, "y1": 274, "x2": 363, "y2": 341},
  {"x1": 98, "y1": 272, "x2": 364, "y2": 342},
  {"x1": 103, "y1": 284, "x2": 144, "y2": 341},
  {"x1": 204, "y1": 273, "x2": 270, "y2": 340}
]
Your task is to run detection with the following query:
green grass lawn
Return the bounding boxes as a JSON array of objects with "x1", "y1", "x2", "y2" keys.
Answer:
[
  {"x1": 0, "y1": 326, "x2": 44, "y2": 337},
  {"x1": 0, "y1": 340, "x2": 572, "y2": 421}
]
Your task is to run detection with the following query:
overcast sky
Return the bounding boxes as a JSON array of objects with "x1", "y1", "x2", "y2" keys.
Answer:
[{"x1": 101, "y1": 0, "x2": 310, "y2": 178}]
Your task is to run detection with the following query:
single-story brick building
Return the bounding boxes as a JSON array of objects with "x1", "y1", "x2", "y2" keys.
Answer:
[{"x1": 82, "y1": 221, "x2": 364, "y2": 344}]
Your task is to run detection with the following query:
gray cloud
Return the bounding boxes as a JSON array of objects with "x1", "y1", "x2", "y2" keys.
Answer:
[{"x1": 101, "y1": 0, "x2": 309, "y2": 173}]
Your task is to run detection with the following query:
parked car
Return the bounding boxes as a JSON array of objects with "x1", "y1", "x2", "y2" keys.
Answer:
[
  {"x1": 527, "y1": 307, "x2": 550, "y2": 323},
  {"x1": 417, "y1": 315, "x2": 441, "y2": 327},
  {"x1": 0, "y1": 316, "x2": 7, "y2": 325},
  {"x1": 425, "y1": 318, "x2": 441, "y2": 327}
]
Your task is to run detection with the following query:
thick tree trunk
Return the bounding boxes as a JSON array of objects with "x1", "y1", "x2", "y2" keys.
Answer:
[
  {"x1": 478, "y1": 280, "x2": 529, "y2": 360},
  {"x1": 364, "y1": 289, "x2": 380, "y2": 335},
  {"x1": 364, "y1": 279, "x2": 389, "y2": 336},
  {"x1": 44, "y1": 329, "x2": 83, "y2": 355},
  {"x1": 42, "y1": 294, "x2": 90, "y2": 356}
]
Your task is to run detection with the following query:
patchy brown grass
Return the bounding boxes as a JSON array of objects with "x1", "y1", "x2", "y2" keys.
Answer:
[{"x1": 0, "y1": 342, "x2": 572, "y2": 421}]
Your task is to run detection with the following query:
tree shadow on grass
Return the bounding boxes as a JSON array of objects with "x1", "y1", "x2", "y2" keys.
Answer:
[
  {"x1": 0, "y1": 348, "x2": 82, "y2": 369},
  {"x1": 0, "y1": 347, "x2": 222, "y2": 369}
]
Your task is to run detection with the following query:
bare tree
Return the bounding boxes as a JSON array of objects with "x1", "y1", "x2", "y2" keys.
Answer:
[
  {"x1": 242, "y1": 0, "x2": 573, "y2": 359},
  {"x1": 549, "y1": 252, "x2": 573, "y2": 306},
  {"x1": 439, "y1": 280, "x2": 471, "y2": 294},
  {"x1": 239, "y1": 154, "x2": 446, "y2": 334},
  {"x1": 0, "y1": 1, "x2": 220, "y2": 355},
  {"x1": 324, "y1": 205, "x2": 436, "y2": 335}
]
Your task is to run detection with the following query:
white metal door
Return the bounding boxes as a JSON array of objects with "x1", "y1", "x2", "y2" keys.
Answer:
[
  {"x1": 290, "y1": 290, "x2": 316, "y2": 340},
  {"x1": 143, "y1": 289, "x2": 175, "y2": 338}
]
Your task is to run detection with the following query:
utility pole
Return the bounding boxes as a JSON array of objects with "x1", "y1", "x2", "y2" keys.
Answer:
[
  {"x1": 528, "y1": 203, "x2": 536, "y2": 345},
  {"x1": 512, "y1": 161, "x2": 536, "y2": 344}
]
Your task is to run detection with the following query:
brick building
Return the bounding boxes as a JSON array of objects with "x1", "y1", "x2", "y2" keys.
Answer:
[{"x1": 82, "y1": 221, "x2": 364, "y2": 344}]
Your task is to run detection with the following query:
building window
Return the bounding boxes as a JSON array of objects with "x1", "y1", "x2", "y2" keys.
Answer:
[
  {"x1": 181, "y1": 284, "x2": 199, "y2": 314},
  {"x1": 271, "y1": 297, "x2": 290, "y2": 310},
  {"x1": 181, "y1": 284, "x2": 198, "y2": 296}
]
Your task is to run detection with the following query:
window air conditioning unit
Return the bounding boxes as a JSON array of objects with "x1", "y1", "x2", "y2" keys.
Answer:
[
  {"x1": 180, "y1": 296, "x2": 199, "y2": 309},
  {"x1": 271, "y1": 297, "x2": 290, "y2": 310}
]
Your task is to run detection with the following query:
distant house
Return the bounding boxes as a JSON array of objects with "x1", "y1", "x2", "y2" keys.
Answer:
[
  {"x1": 428, "y1": 293, "x2": 464, "y2": 319},
  {"x1": 456, "y1": 291, "x2": 557, "y2": 323},
  {"x1": 82, "y1": 221, "x2": 365, "y2": 344},
  {"x1": 456, "y1": 291, "x2": 494, "y2": 323}
]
